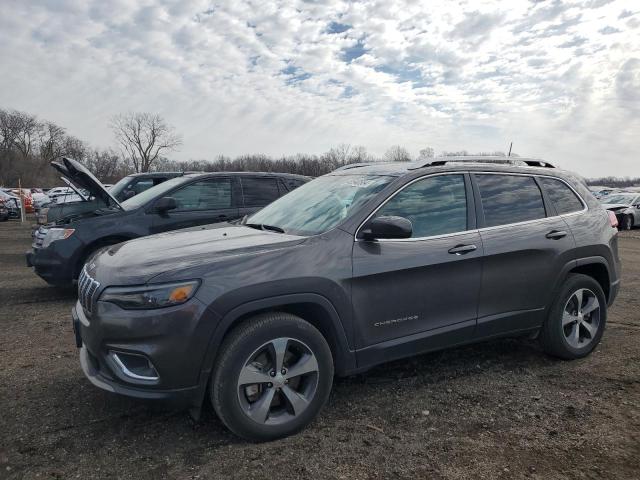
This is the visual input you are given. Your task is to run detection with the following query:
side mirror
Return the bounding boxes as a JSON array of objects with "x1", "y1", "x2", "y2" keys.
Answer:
[
  {"x1": 359, "y1": 215, "x2": 412, "y2": 240},
  {"x1": 155, "y1": 196, "x2": 177, "y2": 214}
]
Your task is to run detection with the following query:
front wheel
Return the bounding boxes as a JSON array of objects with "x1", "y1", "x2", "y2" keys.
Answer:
[
  {"x1": 621, "y1": 215, "x2": 633, "y2": 231},
  {"x1": 211, "y1": 312, "x2": 334, "y2": 441},
  {"x1": 540, "y1": 274, "x2": 607, "y2": 359}
]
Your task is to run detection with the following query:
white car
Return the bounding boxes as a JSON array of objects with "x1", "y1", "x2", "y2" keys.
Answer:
[{"x1": 601, "y1": 192, "x2": 640, "y2": 230}]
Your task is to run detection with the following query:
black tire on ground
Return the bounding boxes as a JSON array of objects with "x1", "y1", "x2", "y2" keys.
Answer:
[
  {"x1": 211, "y1": 312, "x2": 334, "y2": 441},
  {"x1": 622, "y1": 215, "x2": 633, "y2": 231},
  {"x1": 540, "y1": 273, "x2": 607, "y2": 360}
]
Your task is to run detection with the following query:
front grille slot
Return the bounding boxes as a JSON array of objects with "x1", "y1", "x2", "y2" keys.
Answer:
[{"x1": 78, "y1": 266, "x2": 100, "y2": 313}]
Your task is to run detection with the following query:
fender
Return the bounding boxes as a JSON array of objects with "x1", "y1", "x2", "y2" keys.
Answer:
[
  {"x1": 552, "y1": 256, "x2": 613, "y2": 301},
  {"x1": 189, "y1": 292, "x2": 357, "y2": 416}
]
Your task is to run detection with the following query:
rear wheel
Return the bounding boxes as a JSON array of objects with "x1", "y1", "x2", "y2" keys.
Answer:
[
  {"x1": 622, "y1": 214, "x2": 633, "y2": 231},
  {"x1": 540, "y1": 274, "x2": 607, "y2": 359},
  {"x1": 211, "y1": 312, "x2": 333, "y2": 441}
]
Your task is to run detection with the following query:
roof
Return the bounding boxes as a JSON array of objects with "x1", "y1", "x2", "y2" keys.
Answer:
[
  {"x1": 330, "y1": 156, "x2": 558, "y2": 177},
  {"x1": 182, "y1": 171, "x2": 310, "y2": 180}
]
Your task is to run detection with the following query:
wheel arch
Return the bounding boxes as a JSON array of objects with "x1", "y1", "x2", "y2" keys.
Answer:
[
  {"x1": 75, "y1": 234, "x2": 136, "y2": 277},
  {"x1": 569, "y1": 257, "x2": 611, "y2": 302},
  {"x1": 193, "y1": 293, "x2": 357, "y2": 414}
]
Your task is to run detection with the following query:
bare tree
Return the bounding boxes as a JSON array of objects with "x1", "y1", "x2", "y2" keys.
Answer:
[
  {"x1": 111, "y1": 112, "x2": 182, "y2": 172},
  {"x1": 418, "y1": 146, "x2": 435, "y2": 159},
  {"x1": 384, "y1": 145, "x2": 412, "y2": 162}
]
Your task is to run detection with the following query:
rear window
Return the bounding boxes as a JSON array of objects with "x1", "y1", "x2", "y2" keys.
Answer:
[
  {"x1": 476, "y1": 174, "x2": 546, "y2": 227},
  {"x1": 538, "y1": 177, "x2": 584, "y2": 215},
  {"x1": 241, "y1": 177, "x2": 280, "y2": 207}
]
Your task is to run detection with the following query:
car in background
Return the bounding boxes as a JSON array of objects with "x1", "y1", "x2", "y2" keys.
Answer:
[
  {"x1": 0, "y1": 189, "x2": 22, "y2": 218},
  {"x1": 38, "y1": 171, "x2": 186, "y2": 225},
  {"x1": 589, "y1": 186, "x2": 617, "y2": 199},
  {"x1": 0, "y1": 200, "x2": 8, "y2": 221},
  {"x1": 8, "y1": 188, "x2": 33, "y2": 213},
  {"x1": 27, "y1": 157, "x2": 309, "y2": 286},
  {"x1": 30, "y1": 188, "x2": 51, "y2": 210},
  {"x1": 600, "y1": 192, "x2": 640, "y2": 230}
]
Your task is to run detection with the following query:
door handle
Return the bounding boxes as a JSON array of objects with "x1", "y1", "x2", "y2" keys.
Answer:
[
  {"x1": 448, "y1": 244, "x2": 477, "y2": 255},
  {"x1": 545, "y1": 230, "x2": 567, "y2": 240}
]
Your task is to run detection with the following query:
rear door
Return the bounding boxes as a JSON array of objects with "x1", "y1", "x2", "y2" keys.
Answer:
[
  {"x1": 472, "y1": 173, "x2": 575, "y2": 337},
  {"x1": 238, "y1": 176, "x2": 284, "y2": 217},
  {"x1": 150, "y1": 177, "x2": 239, "y2": 233}
]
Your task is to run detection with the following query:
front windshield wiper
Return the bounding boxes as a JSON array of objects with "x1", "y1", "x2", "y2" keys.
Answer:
[{"x1": 245, "y1": 223, "x2": 286, "y2": 234}]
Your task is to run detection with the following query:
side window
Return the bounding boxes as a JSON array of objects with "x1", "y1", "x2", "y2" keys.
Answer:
[
  {"x1": 241, "y1": 177, "x2": 280, "y2": 207},
  {"x1": 476, "y1": 174, "x2": 546, "y2": 227},
  {"x1": 538, "y1": 177, "x2": 584, "y2": 215},
  {"x1": 375, "y1": 174, "x2": 467, "y2": 238},
  {"x1": 170, "y1": 179, "x2": 232, "y2": 211},
  {"x1": 130, "y1": 179, "x2": 154, "y2": 195}
]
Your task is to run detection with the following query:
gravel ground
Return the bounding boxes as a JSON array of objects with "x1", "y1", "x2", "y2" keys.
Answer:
[{"x1": 1, "y1": 219, "x2": 638, "y2": 479}]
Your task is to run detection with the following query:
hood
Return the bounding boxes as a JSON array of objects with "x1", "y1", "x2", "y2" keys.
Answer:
[
  {"x1": 91, "y1": 225, "x2": 305, "y2": 284},
  {"x1": 51, "y1": 157, "x2": 121, "y2": 210}
]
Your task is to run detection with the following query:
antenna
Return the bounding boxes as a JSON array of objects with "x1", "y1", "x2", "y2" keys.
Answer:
[{"x1": 508, "y1": 142, "x2": 513, "y2": 157}]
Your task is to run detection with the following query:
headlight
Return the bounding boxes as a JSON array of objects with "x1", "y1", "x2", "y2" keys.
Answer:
[
  {"x1": 42, "y1": 228, "x2": 75, "y2": 248},
  {"x1": 99, "y1": 280, "x2": 200, "y2": 310}
]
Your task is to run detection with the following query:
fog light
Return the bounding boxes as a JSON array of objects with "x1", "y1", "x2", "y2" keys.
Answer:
[{"x1": 109, "y1": 351, "x2": 159, "y2": 381}]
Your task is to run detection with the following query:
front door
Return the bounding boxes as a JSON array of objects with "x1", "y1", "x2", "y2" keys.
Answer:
[
  {"x1": 151, "y1": 177, "x2": 239, "y2": 233},
  {"x1": 351, "y1": 173, "x2": 482, "y2": 361}
]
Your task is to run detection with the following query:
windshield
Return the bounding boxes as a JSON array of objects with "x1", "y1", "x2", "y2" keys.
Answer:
[
  {"x1": 120, "y1": 176, "x2": 186, "y2": 210},
  {"x1": 247, "y1": 174, "x2": 394, "y2": 236},
  {"x1": 603, "y1": 194, "x2": 637, "y2": 205},
  {"x1": 109, "y1": 176, "x2": 134, "y2": 198}
]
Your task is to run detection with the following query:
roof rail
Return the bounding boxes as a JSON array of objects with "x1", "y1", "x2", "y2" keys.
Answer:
[
  {"x1": 409, "y1": 156, "x2": 554, "y2": 170},
  {"x1": 333, "y1": 163, "x2": 374, "y2": 171}
]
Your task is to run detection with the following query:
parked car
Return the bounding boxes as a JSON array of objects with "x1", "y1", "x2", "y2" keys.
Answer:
[
  {"x1": 0, "y1": 200, "x2": 8, "y2": 221},
  {"x1": 27, "y1": 157, "x2": 309, "y2": 286},
  {"x1": 38, "y1": 171, "x2": 186, "y2": 225},
  {"x1": 0, "y1": 189, "x2": 21, "y2": 218},
  {"x1": 70, "y1": 156, "x2": 620, "y2": 441},
  {"x1": 30, "y1": 188, "x2": 51, "y2": 210},
  {"x1": 600, "y1": 192, "x2": 640, "y2": 230},
  {"x1": 8, "y1": 188, "x2": 33, "y2": 213}
]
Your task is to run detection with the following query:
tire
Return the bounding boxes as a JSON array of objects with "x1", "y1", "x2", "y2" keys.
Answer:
[
  {"x1": 622, "y1": 215, "x2": 633, "y2": 231},
  {"x1": 211, "y1": 312, "x2": 334, "y2": 441},
  {"x1": 540, "y1": 274, "x2": 607, "y2": 360}
]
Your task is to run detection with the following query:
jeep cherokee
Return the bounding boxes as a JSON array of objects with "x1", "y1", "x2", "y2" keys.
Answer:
[{"x1": 71, "y1": 157, "x2": 621, "y2": 441}]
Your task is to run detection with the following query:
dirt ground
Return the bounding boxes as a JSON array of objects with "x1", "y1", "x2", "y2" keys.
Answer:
[{"x1": 0, "y1": 219, "x2": 638, "y2": 480}]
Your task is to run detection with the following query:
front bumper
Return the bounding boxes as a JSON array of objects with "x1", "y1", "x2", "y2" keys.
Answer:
[
  {"x1": 26, "y1": 238, "x2": 82, "y2": 286},
  {"x1": 72, "y1": 298, "x2": 219, "y2": 407}
]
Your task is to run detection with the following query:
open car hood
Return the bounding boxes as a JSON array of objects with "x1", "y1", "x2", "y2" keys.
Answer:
[{"x1": 51, "y1": 157, "x2": 121, "y2": 210}]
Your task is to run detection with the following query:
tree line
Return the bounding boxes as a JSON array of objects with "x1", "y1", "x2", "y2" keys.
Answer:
[{"x1": 2, "y1": 107, "x2": 636, "y2": 188}]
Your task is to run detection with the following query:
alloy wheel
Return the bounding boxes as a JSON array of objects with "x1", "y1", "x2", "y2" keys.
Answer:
[
  {"x1": 562, "y1": 288, "x2": 601, "y2": 349},
  {"x1": 237, "y1": 338, "x2": 319, "y2": 425}
]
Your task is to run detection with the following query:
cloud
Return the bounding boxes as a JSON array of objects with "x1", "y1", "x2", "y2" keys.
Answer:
[{"x1": 0, "y1": 0, "x2": 637, "y2": 176}]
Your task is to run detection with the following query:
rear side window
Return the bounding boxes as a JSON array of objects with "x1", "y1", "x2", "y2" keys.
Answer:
[
  {"x1": 241, "y1": 178, "x2": 280, "y2": 206},
  {"x1": 476, "y1": 174, "x2": 546, "y2": 227},
  {"x1": 538, "y1": 177, "x2": 584, "y2": 215},
  {"x1": 375, "y1": 174, "x2": 467, "y2": 238},
  {"x1": 171, "y1": 179, "x2": 232, "y2": 211}
]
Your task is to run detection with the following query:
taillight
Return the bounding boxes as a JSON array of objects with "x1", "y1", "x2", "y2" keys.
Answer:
[{"x1": 608, "y1": 211, "x2": 618, "y2": 228}]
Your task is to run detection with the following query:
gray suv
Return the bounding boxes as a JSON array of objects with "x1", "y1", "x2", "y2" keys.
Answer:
[{"x1": 72, "y1": 157, "x2": 621, "y2": 441}]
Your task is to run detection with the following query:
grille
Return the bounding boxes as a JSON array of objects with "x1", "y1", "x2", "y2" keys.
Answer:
[
  {"x1": 78, "y1": 266, "x2": 101, "y2": 313},
  {"x1": 33, "y1": 227, "x2": 48, "y2": 249}
]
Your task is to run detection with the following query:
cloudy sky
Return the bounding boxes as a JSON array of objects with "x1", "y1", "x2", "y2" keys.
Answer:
[{"x1": 0, "y1": 0, "x2": 638, "y2": 176}]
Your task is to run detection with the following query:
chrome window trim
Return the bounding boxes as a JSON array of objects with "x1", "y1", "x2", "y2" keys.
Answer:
[{"x1": 354, "y1": 171, "x2": 588, "y2": 243}]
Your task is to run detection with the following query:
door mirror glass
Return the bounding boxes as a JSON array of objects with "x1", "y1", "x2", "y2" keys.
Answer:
[
  {"x1": 155, "y1": 196, "x2": 177, "y2": 213},
  {"x1": 360, "y1": 216, "x2": 412, "y2": 240}
]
